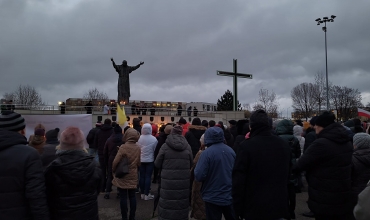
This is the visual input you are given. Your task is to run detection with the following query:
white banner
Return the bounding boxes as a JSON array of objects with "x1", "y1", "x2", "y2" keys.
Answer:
[{"x1": 22, "y1": 114, "x2": 93, "y2": 148}]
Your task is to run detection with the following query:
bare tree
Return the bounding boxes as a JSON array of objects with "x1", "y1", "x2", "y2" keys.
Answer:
[
  {"x1": 83, "y1": 88, "x2": 109, "y2": 105},
  {"x1": 312, "y1": 71, "x2": 326, "y2": 113},
  {"x1": 291, "y1": 83, "x2": 317, "y2": 121},
  {"x1": 252, "y1": 88, "x2": 279, "y2": 118},
  {"x1": 3, "y1": 85, "x2": 45, "y2": 109},
  {"x1": 330, "y1": 85, "x2": 362, "y2": 121}
]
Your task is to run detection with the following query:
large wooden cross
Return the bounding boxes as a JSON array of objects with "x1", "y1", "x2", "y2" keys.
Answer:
[{"x1": 217, "y1": 59, "x2": 253, "y2": 111}]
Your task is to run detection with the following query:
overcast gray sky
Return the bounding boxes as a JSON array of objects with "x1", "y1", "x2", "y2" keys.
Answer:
[{"x1": 1, "y1": 0, "x2": 370, "y2": 115}]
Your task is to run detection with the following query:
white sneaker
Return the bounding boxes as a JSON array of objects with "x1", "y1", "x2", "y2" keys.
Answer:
[
  {"x1": 140, "y1": 194, "x2": 145, "y2": 200},
  {"x1": 144, "y1": 194, "x2": 154, "y2": 200}
]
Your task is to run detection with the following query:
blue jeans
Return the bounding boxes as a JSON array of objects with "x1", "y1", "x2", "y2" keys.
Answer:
[
  {"x1": 118, "y1": 188, "x2": 136, "y2": 220},
  {"x1": 139, "y1": 162, "x2": 154, "y2": 195},
  {"x1": 205, "y1": 202, "x2": 235, "y2": 220}
]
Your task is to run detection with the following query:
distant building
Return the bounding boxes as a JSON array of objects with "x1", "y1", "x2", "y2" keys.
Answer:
[{"x1": 185, "y1": 102, "x2": 217, "y2": 112}]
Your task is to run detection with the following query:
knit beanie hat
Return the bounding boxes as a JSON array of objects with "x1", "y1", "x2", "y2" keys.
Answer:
[
  {"x1": 34, "y1": 123, "x2": 46, "y2": 132},
  {"x1": 164, "y1": 125, "x2": 173, "y2": 134},
  {"x1": 59, "y1": 126, "x2": 85, "y2": 150},
  {"x1": 250, "y1": 109, "x2": 269, "y2": 129},
  {"x1": 171, "y1": 125, "x2": 183, "y2": 135},
  {"x1": 35, "y1": 128, "x2": 45, "y2": 136},
  {"x1": 192, "y1": 118, "x2": 201, "y2": 126},
  {"x1": 0, "y1": 111, "x2": 26, "y2": 132},
  {"x1": 201, "y1": 120, "x2": 208, "y2": 127},
  {"x1": 178, "y1": 117, "x2": 186, "y2": 125},
  {"x1": 46, "y1": 128, "x2": 60, "y2": 142},
  {"x1": 353, "y1": 133, "x2": 370, "y2": 149},
  {"x1": 114, "y1": 125, "x2": 122, "y2": 134},
  {"x1": 310, "y1": 116, "x2": 318, "y2": 126},
  {"x1": 315, "y1": 111, "x2": 336, "y2": 128}
]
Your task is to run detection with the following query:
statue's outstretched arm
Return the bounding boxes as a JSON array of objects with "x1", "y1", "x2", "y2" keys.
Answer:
[
  {"x1": 129, "y1": 61, "x2": 144, "y2": 72},
  {"x1": 111, "y1": 58, "x2": 119, "y2": 72}
]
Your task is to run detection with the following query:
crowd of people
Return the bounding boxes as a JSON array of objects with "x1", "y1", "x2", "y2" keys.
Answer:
[{"x1": 1, "y1": 109, "x2": 370, "y2": 220}]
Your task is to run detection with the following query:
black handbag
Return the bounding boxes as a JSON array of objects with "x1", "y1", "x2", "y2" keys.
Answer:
[{"x1": 115, "y1": 156, "x2": 129, "y2": 178}]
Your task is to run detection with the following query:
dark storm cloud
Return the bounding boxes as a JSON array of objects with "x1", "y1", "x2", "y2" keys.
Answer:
[{"x1": 1, "y1": 0, "x2": 370, "y2": 110}]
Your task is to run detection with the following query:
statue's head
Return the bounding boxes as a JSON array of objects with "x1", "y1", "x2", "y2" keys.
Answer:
[{"x1": 122, "y1": 60, "x2": 127, "y2": 66}]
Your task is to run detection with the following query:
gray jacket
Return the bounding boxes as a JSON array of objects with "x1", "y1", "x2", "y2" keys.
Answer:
[{"x1": 155, "y1": 134, "x2": 193, "y2": 220}]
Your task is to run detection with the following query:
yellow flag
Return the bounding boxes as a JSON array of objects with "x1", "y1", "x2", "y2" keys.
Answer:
[{"x1": 116, "y1": 104, "x2": 127, "y2": 126}]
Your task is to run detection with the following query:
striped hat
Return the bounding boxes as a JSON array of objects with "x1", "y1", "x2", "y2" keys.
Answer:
[{"x1": 0, "y1": 111, "x2": 26, "y2": 132}]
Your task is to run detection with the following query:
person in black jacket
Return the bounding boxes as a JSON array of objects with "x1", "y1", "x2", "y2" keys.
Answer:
[
  {"x1": 152, "y1": 124, "x2": 173, "y2": 183},
  {"x1": 94, "y1": 118, "x2": 113, "y2": 192},
  {"x1": 351, "y1": 133, "x2": 370, "y2": 204},
  {"x1": 233, "y1": 120, "x2": 249, "y2": 153},
  {"x1": 303, "y1": 116, "x2": 317, "y2": 153},
  {"x1": 228, "y1": 120, "x2": 238, "y2": 141},
  {"x1": 275, "y1": 119, "x2": 301, "y2": 220},
  {"x1": 103, "y1": 125, "x2": 123, "y2": 199},
  {"x1": 132, "y1": 118, "x2": 142, "y2": 134},
  {"x1": 41, "y1": 127, "x2": 60, "y2": 168},
  {"x1": 294, "y1": 111, "x2": 354, "y2": 220},
  {"x1": 45, "y1": 126, "x2": 101, "y2": 220},
  {"x1": 0, "y1": 111, "x2": 49, "y2": 220},
  {"x1": 233, "y1": 110, "x2": 291, "y2": 220},
  {"x1": 86, "y1": 121, "x2": 101, "y2": 157},
  {"x1": 185, "y1": 118, "x2": 207, "y2": 158}
]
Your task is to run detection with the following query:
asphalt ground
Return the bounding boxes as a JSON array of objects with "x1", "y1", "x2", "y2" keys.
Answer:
[{"x1": 98, "y1": 181, "x2": 313, "y2": 220}]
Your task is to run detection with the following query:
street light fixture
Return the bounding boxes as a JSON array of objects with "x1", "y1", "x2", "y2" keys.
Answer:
[{"x1": 315, "y1": 15, "x2": 336, "y2": 111}]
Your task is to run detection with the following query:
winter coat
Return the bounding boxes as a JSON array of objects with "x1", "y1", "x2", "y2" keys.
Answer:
[
  {"x1": 185, "y1": 125, "x2": 206, "y2": 157},
  {"x1": 104, "y1": 133, "x2": 122, "y2": 170},
  {"x1": 229, "y1": 126, "x2": 238, "y2": 142},
  {"x1": 154, "y1": 132, "x2": 169, "y2": 159},
  {"x1": 154, "y1": 133, "x2": 193, "y2": 220},
  {"x1": 190, "y1": 150, "x2": 206, "y2": 220},
  {"x1": 0, "y1": 130, "x2": 49, "y2": 220},
  {"x1": 351, "y1": 148, "x2": 370, "y2": 196},
  {"x1": 41, "y1": 140, "x2": 59, "y2": 168},
  {"x1": 294, "y1": 122, "x2": 353, "y2": 216},
  {"x1": 233, "y1": 124, "x2": 291, "y2": 220},
  {"x1": 112, "y1": 128, "x2": 141, "y2": 189},
  {"x1": 224, "y1": 129, "x2": 234, "y2": 148},
  {"x1": 45, "y1": 150, "x2": 101, "y2": 220},
  {"x1": 293, "y1": 125, "x2": 305, "y2": 152},
  {"x1": 29, "y1": 135, "x2": 46, "y2": 154},
  {"x1": 182, "y1": 123, "x2": 190, "y2": 136},
  {"x1": 86, "y1": 127, "x2": 100, "y2": 149},
  {"x1": 94, "y1": 124, "x2": 113, "y2": 158},
  {"x1": 195, "y1": 127, "x2": 235, "y2": 206},
  {"x1": 133, "y1": 118, "x2": 141, "y2": 134},
  {"x1": 354, "y1": 182, "x2": 370, "y2": 220},
  {"x1": 303, "y1": 127, "x2": 316, "y2": 153},
  {"x1": 138, "y1": 123, "x2": 158, "y2": 163}
]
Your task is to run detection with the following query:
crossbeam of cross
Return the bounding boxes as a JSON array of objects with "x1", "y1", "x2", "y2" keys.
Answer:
[{"x1": 217, "y1": 59, "x2": 253, "y2": 111}]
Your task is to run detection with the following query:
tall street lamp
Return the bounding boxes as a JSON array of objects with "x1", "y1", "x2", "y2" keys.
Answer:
[{"x1": 315, "y1": 15, "x2": 336, "y2": 111}]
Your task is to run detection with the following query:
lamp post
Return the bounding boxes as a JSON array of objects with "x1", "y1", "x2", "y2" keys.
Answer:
[{"x1": 315, "y1": 15, "x2": 336, "y2": 111}]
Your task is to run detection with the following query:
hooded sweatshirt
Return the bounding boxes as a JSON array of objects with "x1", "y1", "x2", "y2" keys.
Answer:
[
  {"x1": 138, "y1": 123, "x2": 158, "y2": 162},
  {"x1": 194, "y1": 127, "x2": 236, "y2": 206}
]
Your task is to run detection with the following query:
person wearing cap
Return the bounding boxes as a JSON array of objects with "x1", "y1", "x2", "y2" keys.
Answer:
[
  {"x1": 233, "y1": 110, "x2": 290, "y2": 220},
  {"x1": 294, "y1": 111, "x2": 354, "y2": 220},
  {"x1": 86, "y1": 121, "x2": 102, "y2": 158},
  {"x1": 155, "y1": 125, "x2": 193, "y2": 220},
  {"x1": 41, "y1": 128, "x2": 60, "y2": 168},
  {"x1": 195, "y1": 126, "x2": 236, "y2": 220},
  {"x1": 351, "y1": 133, "x2": 370, "y2": 203},
  {"x1": 44, "y1": 126, "x2": 101, "y2": 220},
  {"x1": 0, "y1": 111, "x2": 49, "y2": 219}
]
